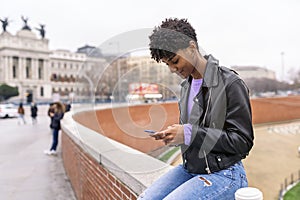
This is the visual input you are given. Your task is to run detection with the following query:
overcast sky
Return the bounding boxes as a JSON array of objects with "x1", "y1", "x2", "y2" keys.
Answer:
[{"x1": 1, "y1": 0, "x2": 299, "y2": 80}]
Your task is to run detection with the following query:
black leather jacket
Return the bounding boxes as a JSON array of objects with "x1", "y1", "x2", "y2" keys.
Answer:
[
  {"x1": 178, "y1": 55, "x2": 254, "y2": 174},
  {"x1": 50, "y1": 112, "x2": 64, "y2": 130}
]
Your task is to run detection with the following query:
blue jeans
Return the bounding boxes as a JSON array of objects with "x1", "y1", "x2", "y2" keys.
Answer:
[
  {"x1": 138, "y1": 161, "x2": 248, "y2": 200},
  {"x1": 50, "y1": 129, "x2": 59, "y2": 151}
]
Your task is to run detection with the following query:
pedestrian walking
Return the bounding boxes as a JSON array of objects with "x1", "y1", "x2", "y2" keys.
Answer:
[
  {"x1": 17, "y1": 103, "x2": 26, "y2": 125},
  {"x1": 44, "y1": 102, "x2": 65, "y2": 155},
  {"x1": 30, "y1": 102, "x2": 38, "y2": 125},
  {"x1": 139, "y1": 18, "x2": 254, "y2": 200}
]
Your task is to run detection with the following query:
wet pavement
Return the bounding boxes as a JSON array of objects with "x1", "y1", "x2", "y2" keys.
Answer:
[{"x1": 0, "y1": 105, "x2": 76, "y2": 200}]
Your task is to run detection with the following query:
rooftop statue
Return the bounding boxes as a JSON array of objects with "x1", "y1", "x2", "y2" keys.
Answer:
[
  {"x1": 21, "y1": 16, "x2": 31, "y2": 30},
  {"x1": 0, "y1": 17, "x2": 9, "y2": 32},
  {"x1": 36, "y1": 24, "x2": 46, "y2": 38}
]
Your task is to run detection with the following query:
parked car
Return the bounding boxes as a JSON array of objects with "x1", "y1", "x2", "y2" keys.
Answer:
[{"x1": 0, "y1": 103, "x2": 19, "y2": 118}]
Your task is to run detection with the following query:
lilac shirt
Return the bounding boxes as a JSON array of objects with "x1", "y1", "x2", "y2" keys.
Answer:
[{"x1": 183, "y1": 78, "x2": 203, "y2": 145}]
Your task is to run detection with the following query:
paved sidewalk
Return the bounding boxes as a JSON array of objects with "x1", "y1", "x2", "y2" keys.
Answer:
[{"x1": 0, "y1": 105, "x2": 76, "y2": 200}]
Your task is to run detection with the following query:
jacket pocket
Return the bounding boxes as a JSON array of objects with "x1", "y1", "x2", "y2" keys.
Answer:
[{"x1": 215, "y1": 155, "x2": 224, "y2": 169}]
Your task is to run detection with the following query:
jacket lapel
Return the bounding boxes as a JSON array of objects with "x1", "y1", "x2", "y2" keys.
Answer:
[
  {"x1": 179, "y1": 55, "x2": 219, "y2": 125},
  {"x1": 202, "y1": 55, "x2": 219, "y2": 88},
  {"x1": 179, "y1": 77, "x2": 190, "y2": 124},
  {"x1": 188, "y1": 87, "x2": 204, "y2": 125}
]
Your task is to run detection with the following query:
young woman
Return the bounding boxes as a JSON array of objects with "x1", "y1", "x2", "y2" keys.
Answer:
[
  {"x1": 44, "y1": 102, "x2": 65, "y2": 155},
  {"x1": 139, "y1": 18, "x2": 254, "y2": 200}
]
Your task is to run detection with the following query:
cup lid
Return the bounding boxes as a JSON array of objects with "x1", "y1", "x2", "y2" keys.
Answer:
[{"x1": 235, "y1": 187, "x2": 263, "y2": 200}]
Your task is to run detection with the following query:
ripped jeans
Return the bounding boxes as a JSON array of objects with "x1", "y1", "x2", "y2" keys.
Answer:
[{"x1": 138, "y1": 161, "x2": 248, "y2": 200}]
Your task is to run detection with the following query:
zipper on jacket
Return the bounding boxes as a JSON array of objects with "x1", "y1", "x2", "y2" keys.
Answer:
[
  {"x1": 202, "y1": 89, "x2": 212, "y2": 126},
  {"x1": 203, "y1": 150, "x2": 211, "y2": 174},
  {"x1": 203, "y1": 89, "x2": 212, "y2": 174}
]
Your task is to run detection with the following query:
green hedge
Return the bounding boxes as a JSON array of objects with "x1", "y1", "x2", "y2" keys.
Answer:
[{"x1": 284, "y1": 182, "x2": 300, "y2": 200}]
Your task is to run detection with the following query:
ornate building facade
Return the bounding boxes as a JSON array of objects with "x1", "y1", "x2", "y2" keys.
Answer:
[
  {"x1": 0, "y1": 29, "x2": 51, "y2": 102},
  {"x1": 0, "y1": 27, "x2": 107, "y2": 103},
  {"x1": 0, "y1": 21, "x2": 180, "y2": 104}
]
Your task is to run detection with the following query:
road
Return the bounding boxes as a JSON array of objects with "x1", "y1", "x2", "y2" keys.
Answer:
[{"x1": 0, "y1": 105, "x2": 76, "y2": 200}]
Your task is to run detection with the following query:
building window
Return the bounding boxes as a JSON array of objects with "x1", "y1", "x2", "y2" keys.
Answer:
[
  {"x1": 70, "y1": 75, "x2": 75, "y2": 82},
  {"x1": 64, "y1": 75, "x2": 69, "y2": 82},
  {"x1": 40, "y1": 87, "x2": 44, "y2": 97},
  {"x1": 25, "y1": 58, "x2": 32, "y2": 78},
  {"x1": 38, "y1": 59, "x2": 44, "y2": 79},
  {"x1": 26, "y1": 66, "x2": 29, "y2": 78},
  {"x1": 51, "y1": 73, "x2": 58, "y2": 81},
  {"x1": 38, "y1": 67, "x2": 42, "y2": 79},
  {"x1": 65, "y1": 88, "x2": 69, "y2": 96},
  {"x1": 12, "y1": 57, "x2": 18, "y2": 78},
  {"x1": 58, "y1": 88, "x2": 62, "y2": 95},
  {"x1": 12, "y1": 66, "x2": 17, "y2": 78}
]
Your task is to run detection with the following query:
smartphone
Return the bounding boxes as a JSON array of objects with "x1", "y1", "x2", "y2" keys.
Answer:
[{"x1": 144, "y1": 130, "x2": 156, "y2": 135}]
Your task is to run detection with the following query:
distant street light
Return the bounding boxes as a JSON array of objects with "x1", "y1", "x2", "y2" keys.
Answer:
[
  {"x1": 82, "y1": 71, "x2": 95, "y2": 104},
  {"x1": 109, "y1": 41, "x2": 121, "y2": 102},
  {"x1": 281, "y1": 51, "x2": 285, "y2": 81}
]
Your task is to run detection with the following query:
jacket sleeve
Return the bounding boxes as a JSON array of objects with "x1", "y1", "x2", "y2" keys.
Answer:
[{"x1": 190, "y1": 79, "x2": 254, "y2": 156}]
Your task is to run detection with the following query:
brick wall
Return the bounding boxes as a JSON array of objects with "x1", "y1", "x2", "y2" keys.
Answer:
[
  {"x1": 62, "y1": 96, "x2": 300, "y2": 199},
  {"x1": 251, "y1": 96, "x2": 300, "y2": 124},
  {"x1": 62, "y1": 131, "x2": 138, "y2": 200}
]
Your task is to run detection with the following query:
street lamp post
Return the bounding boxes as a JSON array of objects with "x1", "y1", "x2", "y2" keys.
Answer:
[
  {"x1": 117, "y1": 54, "x2": 121, "y2": 102},
  {"x1": 109, "y1": 41, "x2": 121, "y2": 102},
  {"x1": 82, "y1": 71, "x2": 95, "y2": 104},
  {"x1": 281, "y1": 51, "x2": 285, "y2": 82}
]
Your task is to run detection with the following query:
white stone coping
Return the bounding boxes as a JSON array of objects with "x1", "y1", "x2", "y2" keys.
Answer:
[{"x1": 61, "y1": 110, "x2": 172, "y2": 195}]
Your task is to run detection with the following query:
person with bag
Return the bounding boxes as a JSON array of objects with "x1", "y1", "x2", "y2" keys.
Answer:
[{"x1": 44, "y1": 102, "x2": 65, "y2": 155}]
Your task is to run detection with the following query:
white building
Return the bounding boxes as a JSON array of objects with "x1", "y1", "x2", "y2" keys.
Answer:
[
  {"x1": 122, "y1": 55, "x2": 181, "y2": 100},
  {"x1": 50, "y1": 48, "x2": 107, "y2": 102},
  {"x1": 0, "y1": 28, "x2": 107, "y2": 103},
  {"x1": 0, "y1": 29, "x2": 51, "y2": 102},
  {"x1": 49, "y1": 49, "x2": 86, "y2": 101},
  {"x1": 231, "y1": 66, "x2": 276, "y2": 80}
]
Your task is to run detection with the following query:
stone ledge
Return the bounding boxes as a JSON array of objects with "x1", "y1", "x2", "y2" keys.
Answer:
[{"x1": 61, "y1": 110, "x2": 172, "y2": 195}]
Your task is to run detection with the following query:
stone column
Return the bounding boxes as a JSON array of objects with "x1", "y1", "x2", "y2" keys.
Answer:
[
  {"x1": 8, "y1": 56, "x2": 13, "y2": 81},
  {"x1": 19, "y1": 57, "x2": 24, "y2": 80},
  {"x1": 4, "y1": 56, "x2": 9, "y2": 82},
  {"x1": 43, "y1": 60, "x2": 48, "y2": 81},
  {"x1": 34, "y1": 58, "x2": 39, "y2": 80},
  {"x1": 0, "y1": 56, "x2": 3, "y2": 82},
  {"x1": 31, "y1": 58, "x2": 35, "y2": 80},
  {"x1": 19, "y1": 57, "x2": 26, "y2": 101}
]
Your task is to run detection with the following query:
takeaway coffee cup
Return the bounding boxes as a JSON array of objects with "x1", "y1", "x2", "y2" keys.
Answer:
[{"x1": 235, "y1": 187, "x2": 263, "y2": 200}]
